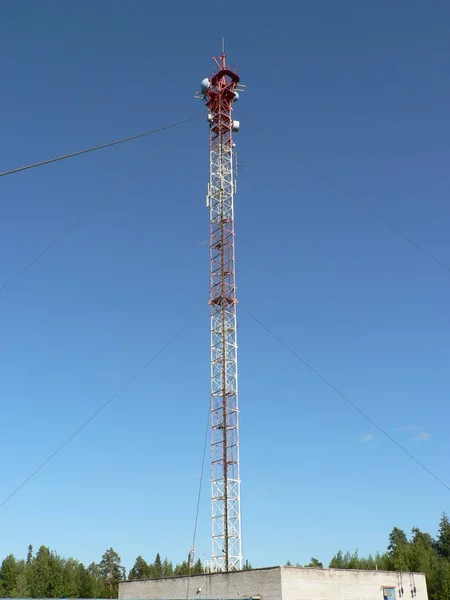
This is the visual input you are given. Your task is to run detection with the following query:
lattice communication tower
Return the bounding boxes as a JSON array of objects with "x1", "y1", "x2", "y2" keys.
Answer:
[{"x1": 196, "y1": 51, "x2": 245, "y2": 572}]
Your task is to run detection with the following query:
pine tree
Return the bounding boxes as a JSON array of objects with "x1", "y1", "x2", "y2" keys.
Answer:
[
  {"x1": 11, "y1": 560, "x2": 29, "y2": 598},
  {"x1": 99, "y1": 548, "x2": 125, "y2": 599},
  {"x1": 28, "y1": 546, "x2": 51, "y2": 598},
  {"x1": 329, "y1": 551, "x2": 344, "y2": 568},
  {"x1": 410, "y1": 528, "x2": 436, "y2": 574},
  {"x1": 161, "y1": 559, "x2": 173, "y2": 578},
  {"x1": 192, "y1": 559, "x2": 203, "y2": 574},
  {"x1": 306, "y1": 557, "x2": 323, "y2": 568},
  {"x1": 387, "y1": 528, "x2": 410, "y2": 571},
  {"x1": 27, "y1": 545, "x2": 65, "y2": 598},
  {"x1": 373, "y1": 552, "x2": 390, "y2": 571},
  {"x1": 62, "y1": 558, "x2": 83, "y2": 597},
  {"x1": 388, "y1": 527, "x2": 408, "y2": 554},
  {"x1": 128, "y1": 556, "x2": 150, "y2": 581},
  {"x1": 433, "y1": 559, "x2": 450, "y2": 600},
  {"x1": 173, "y1": 561, "x2": 189, "y2": 576},
  {"x1": 436, "y1": 512, "x2": 450, "y2": 560},
  {"x1": 26, "y1": 546, "x2": 33, "y2": 566},
  {"x1": 87, "y1": 562, "x2": 105, "y2": 598},
  {"x1": 152, "y1": 554, "x2": 162, "y2": 578},
  {"x1": 76, "y1": 562, "x2": 95, "y2": 599},
  {"x1": 0, "y1": 555, "x2": 20, "y2": 597}
]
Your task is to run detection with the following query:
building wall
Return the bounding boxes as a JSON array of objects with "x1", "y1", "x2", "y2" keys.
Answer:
[
  {"x1": 281, "y1": 566, "x2": 428, "y2": 600},
  {"x1": 119, "y1": 567, "x2": 428, "y2": 600},
  {"x1": 119, "y1": 567, "x2": 282, "y2": 600}
]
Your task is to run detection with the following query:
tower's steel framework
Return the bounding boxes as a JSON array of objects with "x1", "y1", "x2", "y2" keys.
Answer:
[{"x1": 198, "y1": 52, "x2": 244, "y2": 572}]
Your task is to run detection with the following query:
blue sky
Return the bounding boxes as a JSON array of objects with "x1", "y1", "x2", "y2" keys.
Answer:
[{"x1": 0, "y1": 0, "x2": 449, "y2": 572}]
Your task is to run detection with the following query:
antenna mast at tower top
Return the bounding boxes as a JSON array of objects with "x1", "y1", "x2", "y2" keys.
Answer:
[{"x1": 197, "y1": 51, "x2": 245, "y2": 572}]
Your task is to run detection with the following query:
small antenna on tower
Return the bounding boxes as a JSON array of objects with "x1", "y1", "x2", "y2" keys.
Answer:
[{"x1": 222, "y1": 37, "x2": 225, "y2": 54}]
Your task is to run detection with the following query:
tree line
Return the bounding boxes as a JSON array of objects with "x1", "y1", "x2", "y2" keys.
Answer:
[
  {"x1": 286, "y1": 513, "x2": 450, "y2": 600},
  {"x1": 0, "y1": 547, "x2": 203, "y2": 599},
  {"x1": 2, "y1": 513, "x2": 449, "y2": 599}
]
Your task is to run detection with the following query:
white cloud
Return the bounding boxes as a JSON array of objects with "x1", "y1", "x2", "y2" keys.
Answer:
[
  {"x1": 361, "y1": 433, "x2": 374, "y2": 443},
  {"x1": 413, "y1": 431, "x2": 431, "y2": 441}
]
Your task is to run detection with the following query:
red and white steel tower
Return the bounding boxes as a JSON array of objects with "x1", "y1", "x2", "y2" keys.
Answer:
[{"x1": 197, "y1": 50, "x2": 245, "y2": 572}]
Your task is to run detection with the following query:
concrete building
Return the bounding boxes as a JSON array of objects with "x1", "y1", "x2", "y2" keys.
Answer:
[{"x1": 119, "y1": 565, "x2": 428, "y2": 600}]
